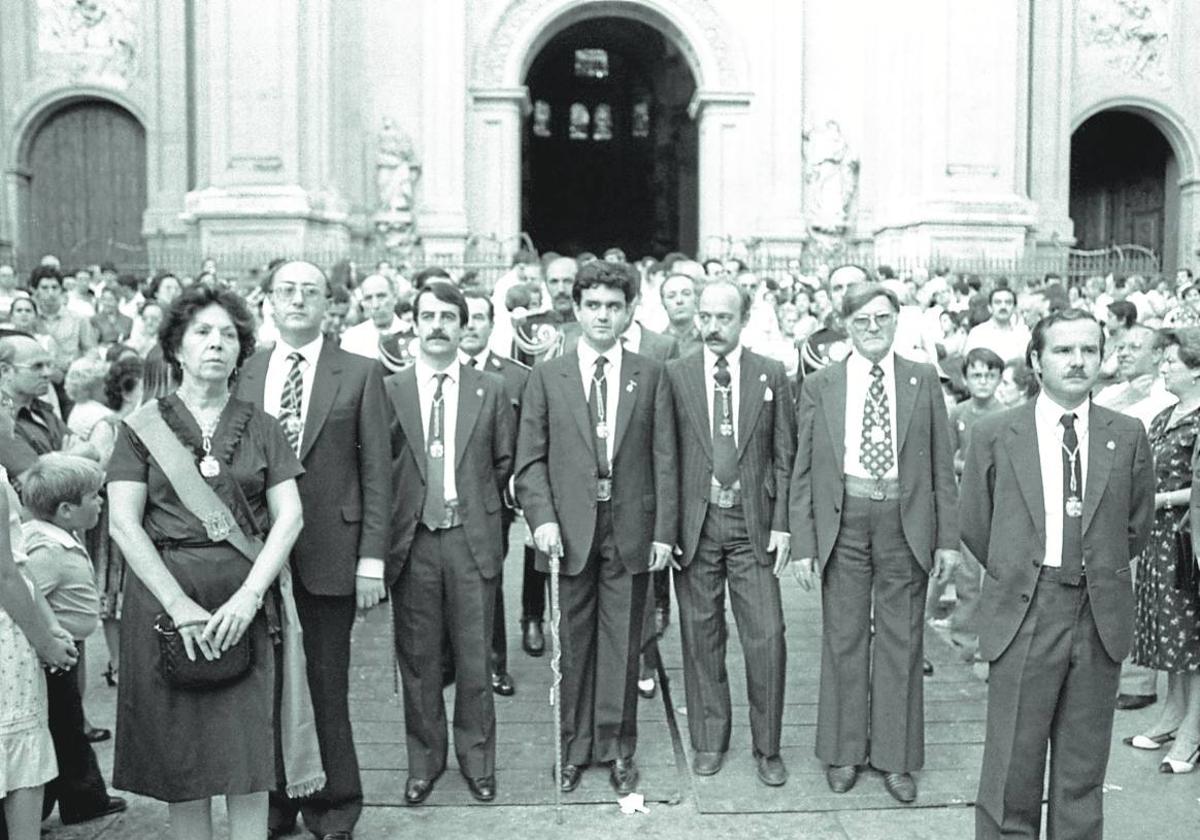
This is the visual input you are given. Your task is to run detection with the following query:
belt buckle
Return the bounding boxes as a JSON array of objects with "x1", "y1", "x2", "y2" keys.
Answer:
[
  {"x1": 597, "y1": 477, "x2": 612, "y2": 502},
  {"x1": 716, "y1": 488, "x2": 735, "y2": 509},
  {"x1": 870, "y1": 481, "x2": 886, "y2": 501}
]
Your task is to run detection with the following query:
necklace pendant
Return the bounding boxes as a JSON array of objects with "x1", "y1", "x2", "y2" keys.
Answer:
[
  {"x1": 199, "y1": 455, "x2": 221, "y2": 478},
  {"x1": 1065, "y1": 496, "x2": 1083, "y2": 518},
  {"x1": 719, "y1": 421, "x2": 733, "y2": 437}
]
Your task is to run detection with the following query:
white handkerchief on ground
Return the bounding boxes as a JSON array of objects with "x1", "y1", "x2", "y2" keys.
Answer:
[{"x1": 618, "y1": 792, "x2": 649, "y2": 814}]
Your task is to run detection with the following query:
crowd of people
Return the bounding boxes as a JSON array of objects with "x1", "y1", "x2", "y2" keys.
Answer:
[{"x1": 0, "y1": 248, "x2": 1196, "y2": 840}]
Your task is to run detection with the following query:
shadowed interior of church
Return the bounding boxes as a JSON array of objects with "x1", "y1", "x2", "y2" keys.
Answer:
[{"x1": 522, "y1": 17, "x2": 698, "y2": 260}]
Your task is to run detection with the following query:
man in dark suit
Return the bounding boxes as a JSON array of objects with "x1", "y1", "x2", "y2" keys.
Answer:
[
  {"x1": 460, "y1": 289, "x2": 529, "y2": 696},
  {"x1": 666, "y1": 281, "x2": 795, "y2": 785},
  {"x1": 959, "y1": 309, "x2": 1154, "y2": 839},
  {"x1": 515, "y1": 260, "x2": 677, "y2": 795},
  {"x1": 239, "y1": 260, "x2": 391, "y2": 840},
  {"x1": 385, "y1": 281, "x2": 515, "y2": 806},
  {"x1": 791, "y1": 272, "x2": 959, "y2": 803}
]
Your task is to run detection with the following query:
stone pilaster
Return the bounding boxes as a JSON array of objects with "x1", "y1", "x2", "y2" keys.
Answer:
[{"x1": 418, "y1": 0, "x2": 468, "y2": 262}]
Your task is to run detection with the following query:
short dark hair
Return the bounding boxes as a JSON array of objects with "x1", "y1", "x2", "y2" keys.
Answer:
[
  {"x1": 1027, "y1": 308, "x2": 1105, "y2": 362},
  {"x1": 414, "y1": 280, "x2": 469, "y2": 326},
  {"x1": 603, "y1": 247, "x2": 626, "y2": 261},
  {"x1": 1157, "y1": 327, "x2": 1200, "y2": 369},
  {"x1": 146, "y1": 271, "x2": 180, "y2": 300},
  {"x1": 159, "y1": 285, "x2": 258, "y2": 380},
  {"x1": 463, "y1": 289, "x2": 494, "y2": 322},
  {"x1": 572, "y1": 260, "x2": 638, "y2": 305},
  {"x1": 104, "y1": 355, "x2": 144, "y2": 410},
  {"x1": 962, "y1": 347, "x2": 1005, "y2": 376},
  {"x1": 988, "y1": 284, "x2": 1016, "y2": 306},
  {"x1": 412, "y1": 266, "x2": 452, "y2": 290},
  {"x1": 28, "y1": 266, "x2": 62, "y2": 291},
  {"x1": 1107, "y1": 300, "x2": 1138, "y2": 329},
  {"x1": 841, "y1": 282, "x2": 900, "y2": 318}
]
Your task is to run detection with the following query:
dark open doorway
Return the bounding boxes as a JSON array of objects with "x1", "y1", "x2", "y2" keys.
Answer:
[{"x1": 522, "y1": 17, "x2": 698, "y2": 260}]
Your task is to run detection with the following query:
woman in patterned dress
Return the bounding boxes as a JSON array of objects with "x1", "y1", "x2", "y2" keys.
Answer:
[{"x1": 1128, "y1": 328, "x2": 1200, "y2": 773}]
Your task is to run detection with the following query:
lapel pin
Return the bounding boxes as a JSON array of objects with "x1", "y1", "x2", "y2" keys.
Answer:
[
  {"x1": 627, "y1": 380, "x2": 637, "y2": 393},
  {"x1": 1106, "y1": 440, "x2": 1115, "y2": 450},
  {"x1": 764, "y1": 386, "x2": 774, "y2": 402},
  {"x1": 909, "y1": 377, "x2": 918, "y2": 385},
  {"x1": 476, "y1": 387, "x2": 484, "y2": 397},
  {"x1": 759, "y1": 373, "x2": 767, "y2": 382}
]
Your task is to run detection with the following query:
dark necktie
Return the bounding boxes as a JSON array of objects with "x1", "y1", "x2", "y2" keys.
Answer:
[
  {"x1": 860, "y1": 363, "x2": 894, "y2": 478},
  {"x1": 588, "y1": 356, "x2": 611, "y2": 478},
  {"x1": 279, "y1": 352, "x2": 304, "y2": 455},
  {"x1": 467, "y1": 356, "x2": 479, "y2": 368},
  {"x1": 1060, "y1": 413, "x2": 1084, "y2": 577},
  {"x1": 421, "y1": 373, "x2": 449, "y2": 529},
  {"x1": 712, "y1": 356, "x2": 737, "y2": 487}
]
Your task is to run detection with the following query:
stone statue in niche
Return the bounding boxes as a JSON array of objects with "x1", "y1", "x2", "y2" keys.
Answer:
[
  {"x1": 632, "y1": 101, "x2": 651, "y2": 138},
  {"x1": 375, "y1": 117, "x2": 421, "y2": 215},
  {"x1": 38, "y1": 0, "x2": 138, "y2": 80},
  {"x1": 569, "y1": 103, "x2": 590, "y2": 140},
  {"x1": 802, "y1": 120, "x2": 860, "y2": 235},
  {"x1": 1081, "y1": 0, "x2": 1169, "y2": 81},
  {"x1": 532, "y1": 100, "x2": 552, "y2": 137},
  {"x1": 592, "y1": 104, "x2": 613, "y2": 141}
]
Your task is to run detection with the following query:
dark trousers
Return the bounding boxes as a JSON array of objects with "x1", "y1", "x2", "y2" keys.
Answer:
[
  {"x1": 491, "y1": 515, "x2": 514, "y2": 674},
  {"x1": 674, "y1": 503, "x2": 786, "y2": 756},
  {"x1": 976, "y1": 574, "x2": 1119, "y2": 840},
  {"x1": 269, "y1": 587, "x2": 361, "y2": 836},
  {"x1": 394, "y1": 525, "x2": 497, "y2": 778},
  {"x1": 43, "y1": 640, "x2": 110, "y2": 822},
  {"x1": 559, "y1": 503, "x2": 648, "y2": 765},
  {"x1": 521, "y1": 544, "x2": 547, "y2": 621},
  {"x1": 818, "y1": 494, "x2": 928, "y2": 772}
]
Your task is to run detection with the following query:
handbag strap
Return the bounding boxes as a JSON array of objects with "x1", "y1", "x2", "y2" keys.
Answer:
[{"x1": 125, "y1": 400, "x2": 264, "y2": 562}]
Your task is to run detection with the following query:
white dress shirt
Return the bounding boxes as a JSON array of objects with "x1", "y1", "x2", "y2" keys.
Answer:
[
  {"x1": 263, "y1": 334, "x2": 323, "y2": 422},
  {"x1": 621, "y1": 321, "x2": 643, "y2": 354},
  {"x1": 704, "y1": 343, "x2": 742, "y2": 488},
  {"x1": 1034, "y1": 392, "x2": 1091, "y2": 569},
  {"x1": 844, "y1": 350, "x2": 900, "y2": 480},
  {"x1": 964, "y1": 319, "x2": 1032, "y2": 363},
  {"x1": 459, "y1": 348, "x2": 491, "y2": 369},
  {"x1": 339, "y1": 315, "x2": 404, "y2": 360},
  {"x1": 577, "y1": 339, "x2": 623, "y2": 466},
  {"x1": 415, "y1": 356, "x2": 460, "y2": 504}
]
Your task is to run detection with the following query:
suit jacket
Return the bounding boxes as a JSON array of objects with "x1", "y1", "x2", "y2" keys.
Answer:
[
  {"x1": 668, "y1": 349, "x2": 795, "y2": 566},
  {"x1": 385, "y1": 364, "x2": 515, "y2": 580},
  {"x1": 515, "y1": 350, "x2": 678, "y2": 576},
  {"x1": 238, "y1": 341, "x2": 392, "y2": 594},
  {"x1": 477, "y1": 351, "x2": 530, "y2": 412},
  {"x1": 790, "y1": 354, "x2": 959, "y2": 573},
  {"x1": 958, "y1": 401, "x2": 1154, "y2": 662}
]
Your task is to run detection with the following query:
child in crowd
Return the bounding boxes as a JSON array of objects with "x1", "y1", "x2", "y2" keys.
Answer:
[{"x1": 20, "y1": 454, "x2": 125, "y2": 826}]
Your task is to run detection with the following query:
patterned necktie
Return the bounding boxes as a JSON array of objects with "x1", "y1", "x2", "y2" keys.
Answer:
[
  {"x1": 860, "y1": 363, "x2": 894, "y2": 478},
  {"x1": 279, "y1": 352, "x2": 304, "y2": 455},
  {"x1": 588, "y1": 356, "x2": 611, "y2": 478},
  {"x1": 712, "y1": 356, "x2": 738, "y2": 487},
  {"x1": 1060, "y1": 413, "x2": 1084, "y2": 577},
  {"x1": 421, "y1": 373, "x2": 449, "y2": 529}
]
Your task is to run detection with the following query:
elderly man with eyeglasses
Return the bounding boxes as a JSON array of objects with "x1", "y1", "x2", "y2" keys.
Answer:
[{"x1": 0, "y1": 333, "x2": 72, "y2": 476}]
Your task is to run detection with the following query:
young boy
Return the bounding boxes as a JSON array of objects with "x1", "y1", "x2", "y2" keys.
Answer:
[{"x1": 21, "y1": 453, "x2": 126, "y2": 825}]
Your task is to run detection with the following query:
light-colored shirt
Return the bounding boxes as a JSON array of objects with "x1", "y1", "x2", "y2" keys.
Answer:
[
  {"x1": 621, "y1": 321, "x2": 644, "y2": 354},
  {"x1": 964, "y1": 318, "x2": 1032, "y2": 363},
  {"x1": 415, "y1": 356, "x2": 460, "y2": 503},
  {"x1": 264, "y1": 334, "x2": 324, "y2": 422},
  {"x1": 41, "y1": 309, "x2": 96, "y2": 368},
  {"x1": 577, "y1": 339, "x2": 624, "y2": 466},
  {"x1": 339, "y1": 315, "x2": 403, "y2": 360},
  {"x1": 844, "y1": 350, "x2": 900, "y2": 480},
  {"x1": 459, "y1": 348, "x2": 491, "y2": 369},
  {"x1": 22, "y1": 519, "x2": 99, "y2": 641},
  {"x1": 1094, "y1": 375, "x2": 1177, "y2": 432},
  {"x1": 1034, "y1": 392, "x2": 1091, "y2": 569}
]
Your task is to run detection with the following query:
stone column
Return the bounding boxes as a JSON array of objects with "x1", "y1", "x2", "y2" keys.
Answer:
[
  {"x1": 1027, "y1": 0, "x2": 1076, "y2": 262},
  {"x1": 691, "y1": 91, "x2": 753, "y2": 259},
  {"x1": 1178, "y1": 179, "x2": 1200, "y2": 271},
  {"x1": 418, "y1": 0, "x2": 468, "y2": 262},
  {"x1": 466, "y1": 87, "x2": 527, "y2": 261}
]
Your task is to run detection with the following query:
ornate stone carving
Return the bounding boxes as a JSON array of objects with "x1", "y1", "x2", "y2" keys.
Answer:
[
  {"x1": 532, "y1": 100, "x2": 552, "y2": 137},
  {"x1": 802, "y1": 120, "x2": 860, "y2": 235},
  {"x1": 568, "y1": 103, "x2": 590, "y2": 140},
  {"x1": 1079, "y1": 0, "x2": 1170, "y2": 82},
  {"x1": 37, "y1": 0, "x2": 138, "y2": 80},
  {"x1": 592, "y1": 103, "x2": 612, "y2": 141},
  {"x1": 472, "y1": 0, "x2": 743, "y2": 90},
  {"x1": 374, "y1": 117, "x2": 421, "y2": 258}
]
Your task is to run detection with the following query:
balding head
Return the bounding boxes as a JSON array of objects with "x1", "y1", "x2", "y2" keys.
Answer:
[
  {"x1": 545, "y1": 257, "x2": 579, "y2": 315},
  {"x1": 359, "y1": 273, "x2": 397, "y2": 328},
  {"x1": 0, "y1": 334, "x2": 52, "y2": 401},
  {"x1": 271, "y1": 259, "x2": 328, "y2": 293}
]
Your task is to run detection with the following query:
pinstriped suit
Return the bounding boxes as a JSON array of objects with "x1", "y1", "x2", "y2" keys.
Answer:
[{"x1": 667, "y1": 347, "x2": 794, "y2": 756}]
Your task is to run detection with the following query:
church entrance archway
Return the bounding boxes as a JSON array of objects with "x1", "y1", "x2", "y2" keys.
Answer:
[
  {"x1": 18, "y1": 98, "x2": 147, "y2": 270},
  {"x1": 1069, "y1": 110, "x2": 1177, "y2": 274},
  {"x1": 522, "y1": 16, "x2": 698, "y2": 259}
]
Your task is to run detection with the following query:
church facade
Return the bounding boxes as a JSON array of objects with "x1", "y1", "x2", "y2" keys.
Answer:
[{"x1": 0, "y1": 0, "x2": 1196, "y2": 274}]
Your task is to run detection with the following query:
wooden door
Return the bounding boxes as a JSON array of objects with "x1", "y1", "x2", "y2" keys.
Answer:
[{"x1": 23, "y1": 100, "x2": 147, "y2": 270}]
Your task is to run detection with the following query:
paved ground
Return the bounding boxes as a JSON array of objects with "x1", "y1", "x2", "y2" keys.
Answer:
[{"x1": 45, "y1": 552, "x2": 1200, "y2": 839}]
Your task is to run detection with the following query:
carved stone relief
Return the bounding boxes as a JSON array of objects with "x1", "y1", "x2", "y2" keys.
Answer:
[
  {"x1": 374, "y1": 117, "x2": 421, "y2": 256},
  {"x1": 802, "y1": 120, "x2": 860, "y2": 236},
  {"x1": 37, "y1": 0, "x2": 139, "y2": 81},
  {"x1": 1079, "y1": 0, "x2": 1170, "y2": 82}
]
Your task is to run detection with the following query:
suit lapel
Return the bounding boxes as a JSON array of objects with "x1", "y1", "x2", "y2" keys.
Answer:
[
  {"x1": 737, "y1": 353, "x2": 766, "y2": 460},
  {"x1": 893, "y1": 356, "x2": 918, "y2": 455},
  {"x1": 613, "y1": 353, "x2": 641, "y2": 456},
  {"x1": 821, "y1": 362, "x2": 847, "y2": 468},
  {"x1": 681, "y1": 354, "x2": 711, "y2": 459},
  {"x1": 239, "y1": 353, "x2": 268, "y2": 410},
  {"x1": 455, "y1": 366, "x2": 483, "y2": 469},
  {"x1": 1082, "y1": 408, "x2": 1115, "y2": 535},
  {"x1": 557, "y1": 354, "x2": 595, "y2": 455},
  {"x1": 1007, "y1": 404, "x2": 1046, "y2": 549},
  {"x1": 299, "y1": 342, "x2": 342, "y2": 461},
  {"x1": 392, "y1": 370, "x2": 427, "y2": 481}
]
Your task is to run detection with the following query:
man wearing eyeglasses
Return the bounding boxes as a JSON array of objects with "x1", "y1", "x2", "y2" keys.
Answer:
[
  {"x1": 0, "y1": 333, "x2": 69, "y2": 476},
  {"x1": 790, "y1": 270, "x2": 960, "y2": 804},
  {"x1": 238, "y1": 260, "x2": 391, "y2": 840}
]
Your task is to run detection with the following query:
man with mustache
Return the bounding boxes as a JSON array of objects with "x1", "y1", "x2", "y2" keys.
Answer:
[
  {"x1": 665, "y1": 280, "x2": 795, "y2": 785},
  {"x1": 964, "y1": 285, "x2": 1031, "y2": 364}
]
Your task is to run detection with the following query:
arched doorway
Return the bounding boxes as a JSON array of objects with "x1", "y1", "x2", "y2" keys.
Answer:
[
  {"x1": 1069, "y1": 110, "x2": 1177, "y2": 273},
  {"x1": 19, "y1": 98, "x2": 147, "y2": 270},
  {"x1": 521, "y1": 16, "x2": 698, "y2": 259}
]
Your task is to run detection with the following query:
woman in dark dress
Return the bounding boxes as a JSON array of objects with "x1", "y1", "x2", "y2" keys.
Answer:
[
  {"x1": 107, "y1": 285, "x2": 308, "y2": 840},
  {"x1": 1127, "y1": 328, "x2": 1200, "y2": 774}
]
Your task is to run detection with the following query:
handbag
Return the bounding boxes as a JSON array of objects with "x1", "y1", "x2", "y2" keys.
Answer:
[{"x1": 153, "y1": 613, "x2": 254, "y2": 690}]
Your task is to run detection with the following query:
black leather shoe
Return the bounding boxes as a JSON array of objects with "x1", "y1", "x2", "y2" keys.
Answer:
[
  {"x1": 883, "y1": 771, "x2": 917, "y2": 803},
  {"x1": 404, "y1": 777, "x2": 436, "y2": 805},
  {"x1": 556, "y1": 763, "x2": 583, "y2": 793},
  {"x1": 84, "y1": 726, "x2": 112, "y2": 743},
  {"x1": 692, "y1": 751, "x2": 724, "y2": 776},
  {"x1": 610, "y1": 757, "x2": 639, "y2": 795},
  {"x1": 491, "y1": 671, "x2": 515, "y2": 696},
  {"x1": 825, "y1": 764, "x2": 858, "y2": 793},
  {"x1": 922, "y1": 658, "x2": 934, "y2": 677},
  {"x1": 464, "y1": 774, "x2": 496, "y2": 802},
  {"x1": 755, "y1": 752, "x2": 788, "y2": 787},
  {"x1": 522, "y1": 619, "x2": 545, "y2": 657},
  {"x1": 1116, "y1": 693, "x2": 1157, "y2": 711},
  {"x1": 61, "y1": 796, "x2": 127, "y2": 824}
]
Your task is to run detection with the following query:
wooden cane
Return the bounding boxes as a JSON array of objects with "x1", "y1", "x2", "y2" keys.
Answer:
[{"x1": 549, "y1": 542, "x2": 564, "y2": 824}]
